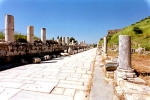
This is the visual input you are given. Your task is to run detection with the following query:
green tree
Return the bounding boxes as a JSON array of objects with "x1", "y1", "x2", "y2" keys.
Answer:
[
  {"x1": 133, "y1": 26, "x2": 143, "y2": 34},
  {"x1": 69, "y1": 37, "x2": 75, "y2": 43},
  {"x1": 0, "y1": 31, "x2": 4, "y2": 39},
  {"x1": 57, "y1": 36, "x2": 59, "y2": 39}
]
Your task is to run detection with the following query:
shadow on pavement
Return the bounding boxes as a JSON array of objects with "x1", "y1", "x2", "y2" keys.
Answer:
[
  {"x1": 0, "y1": 55, "x2": 67, "y2": 71},
  {"x1": 40, "y1": 61, "x2": 57, "y2": 63},
  {"x1": 52, "y1": 58, "x2": 64, "y2": 60}
]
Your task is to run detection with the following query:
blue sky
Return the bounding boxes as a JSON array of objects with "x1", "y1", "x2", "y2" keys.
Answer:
[{"x1": 0, "y1": 0, "x2": 150, "y2": 44}]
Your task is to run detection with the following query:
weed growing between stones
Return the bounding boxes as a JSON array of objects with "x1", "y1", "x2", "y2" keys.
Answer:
[{"x1": 87, "y1": 56, "x2": 96, "y2": 93}]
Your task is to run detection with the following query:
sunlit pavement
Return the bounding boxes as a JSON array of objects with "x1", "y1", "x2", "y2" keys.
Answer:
[{"x1": 0, "y1": 48, "x2": 96, "y2": 100}]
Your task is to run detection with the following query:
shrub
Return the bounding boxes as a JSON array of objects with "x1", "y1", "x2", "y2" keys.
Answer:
[
  {"x1": 133, "y1": 26, "x2": 143, "y2": 34},
  {"x1": 131, "y1": 24, "x2": 135, "y2": 26}
]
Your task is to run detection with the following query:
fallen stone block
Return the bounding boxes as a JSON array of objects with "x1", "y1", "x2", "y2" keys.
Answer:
[
  {"x1": 53, "y1": 55, "x2": 57, "y2": 58},
  {"x1": 33, "y1": 57, "x2": 41, "y2": 63},
  {"x1": 21, "y1": 59, "x2": 27, "y2": 64},
  {"x1": 105, "y1": 63, "x2": 118, "y2": 71},
  {"x1": 124, "y1": 93, "x2": 150, "y2": 100},
  {"x1": 44, "y1": 55, "x2": 50, "y2": 60},
  {"x1": 60, "y1": 53, "x2": 69, "y2": 56},
  {"x1": 64, "y1": 50, "x2": 67, "y2": 53},
  {"x1": 123, "y1": 81, "x2": 150, "y2": 95}
]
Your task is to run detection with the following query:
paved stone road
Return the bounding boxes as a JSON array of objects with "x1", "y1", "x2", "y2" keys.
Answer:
[{"x1": 0, "y1": 48, "x2": 96, "y2": 100}]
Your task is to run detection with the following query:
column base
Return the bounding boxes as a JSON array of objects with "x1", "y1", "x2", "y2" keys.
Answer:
[{"x1": 114, "y1": 68, "x2": 137, "y2": 85}]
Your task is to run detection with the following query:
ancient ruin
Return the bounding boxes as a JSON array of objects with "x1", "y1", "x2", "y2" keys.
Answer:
[
  {"x1": 0, "y1": 14, "x2": 90, "y2": 67},
  {"x1": 41, "y1": 28, "x2": 46, "y2": 44},
  {"x1": 115, "y1": 35, "x2": 136, "y2": 84},
  {"x1": 5, "y1": 15, "x2": 14, "y2": 42}
]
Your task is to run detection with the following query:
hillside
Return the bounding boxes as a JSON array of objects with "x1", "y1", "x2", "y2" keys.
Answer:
[
  {"x1": 0, "y1": 31, "x2": 39, "y2": 41},
  {"x1": 99, "y1": 16, "x2": 150, "y2": 50}
]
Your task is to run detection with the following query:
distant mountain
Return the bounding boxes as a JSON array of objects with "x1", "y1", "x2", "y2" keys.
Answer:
[{"x1": 99, "y1": 16, "x2": 150, "y2": 50}]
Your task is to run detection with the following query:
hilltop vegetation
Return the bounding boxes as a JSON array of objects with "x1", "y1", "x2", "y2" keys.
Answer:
[
  {"x1": 0, "y1": 31, "x2": 77, "y2": 43},
  {"x1": 0, "y1": 31, "x2": 39, "y2": 41},
  {"x1": 99, "y1": 16, "x2": 150, "y2": 50}
]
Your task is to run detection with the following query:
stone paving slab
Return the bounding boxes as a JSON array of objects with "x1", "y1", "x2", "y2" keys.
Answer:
[
  {"x1": 89, "y1": 55, "x2": 114, "y2": 100},
  {"x1": 0, "y1": 48, "x2": 97, "y2": 100},
  {"x1": 0, "y1": 88, "x2": 21, "y2": 100},
  {"x1": 10, "y1": 90, "x2": 73, "y2": 100}
]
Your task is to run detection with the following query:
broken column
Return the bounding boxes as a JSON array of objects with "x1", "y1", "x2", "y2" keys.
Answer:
[
  {"x1": 96, "y1": 43, "x2": 101, "y2": 55},
  {"x1": 41, "y1": 28, "x2": 46, "y2": 44},
  {"x1": 72, "y1": 40, "x2": 74, "y2": 45},
  {"x1": 115, "y1": 35, "x2": 136, "y2": 84},
  {"x1": 82, "y1": 41, "x2": 84, "y2": 46},
  {"x1": 66, "y1": 37, "x2": 69, "y2": 45},
  {"x1": 27, "y1": 26, "x2": 34, "y2": 43},
  {"x1": 5, "y1": 14, "x2": 14, "y2": 42},
  {"x1": 83, "y1": 40, "x2": 85, "y2": 46},
  {"x1": 62, "y1": 37, "x2": 65, "y2": 46},
  {"x1": 103, "y1": 37, "x2": 107, "y2": 55},
  {"x1": 76, "y1": 40, "x2": 78, "y2": 45},
  {"x1": 84, "y1": 40, "x2": 86, "y2": 46},
  {"x1": 103, "y1": 37, "x2": 107, "y2": 57},
  {"x1": 57, "y1": 38, "x2": 61, "y2": 45}
]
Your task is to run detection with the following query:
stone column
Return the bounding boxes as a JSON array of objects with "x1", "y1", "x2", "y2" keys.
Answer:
[
  {"x1": 97, "y1": 43, "x2": 99, "y2": 48},
  {"x1": 66, "y1": 37, "x2": 69, "y2": 45},
  {"x1": 118, "y1": 35, "x2": 132, "y2": 70},
  {"x1": 82, "y1": 40, "x2": 84, "y2": 46},
  {"x1": 76, "y1": 40, "x2": 78, "y2": 45},
  {"x1": 27, "y1": 26, "x2": 34, "y2": 43},
  {"x1": 83, "y1": 40, "x2": 85, "y2": 46},
  {"x1": 72, "y1": 40, "x2": 74, "y2": 45},
  {"x1": 115, "y1": 35, "x2": 136, "y2": 84},
  {"x1": 81, "y1": 41, "x2": 83, "y2": 46},
  {"x1": 62, "y1": 37, "x2": 65, "y2": 46},
  {"x1": 57, "y1": 38, "x2": 61, "y2": 45},
  {"x1": 41, "y1": 28, "x2": 46, "y2": 44},
  {"x1": 5, "y1": 14, "x2": 14, "y2": 42},
  {"x1": 103, "y1": 37, "x2": 107, "y2": 54}
]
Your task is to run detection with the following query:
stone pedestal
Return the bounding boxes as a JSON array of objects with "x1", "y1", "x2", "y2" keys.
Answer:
[
  {"x1": 114, "y1": 68, "x2": 137, "y2": 85},
  {"x1": 115, "y1": 35, "x2": 136, "y2": 85}
]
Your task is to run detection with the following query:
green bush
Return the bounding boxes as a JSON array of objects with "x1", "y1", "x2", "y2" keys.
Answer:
[
  {"x1": 69, "y1": 37, "x2": 75, "y2": 43},
  {"x1": 133, "y1": 26, "x2": 143, "y2": 34},
  {"x1": 99, "y1": 15, "x2": 150, "y2": 51},
  {"x1": 0, "y1": 31, "x2": 39, "y2": 40}
]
